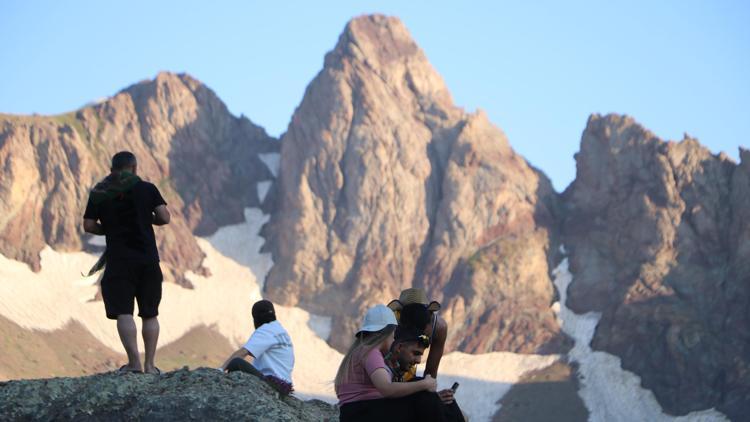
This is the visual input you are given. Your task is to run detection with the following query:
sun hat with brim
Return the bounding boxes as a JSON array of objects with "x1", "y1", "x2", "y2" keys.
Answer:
[
  {"x1": 357, "y1": 304, "x2": 398, "y2": 336},
  {"x1": 387, "y1": 288, "x2": 441, "y2": 312}
]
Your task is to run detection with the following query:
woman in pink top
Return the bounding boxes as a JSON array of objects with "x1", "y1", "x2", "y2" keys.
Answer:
[{"x1": 334, "y1": 304, "x2": 445, "y2": 422}]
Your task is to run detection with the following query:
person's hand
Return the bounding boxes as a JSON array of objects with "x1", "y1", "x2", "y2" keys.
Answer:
[
  {"x1": 437, "y1": 389, "x2": 454, "y2": 404},
  {"x1": 422, "y1": 374, "x2": 437, "y2": 392}
]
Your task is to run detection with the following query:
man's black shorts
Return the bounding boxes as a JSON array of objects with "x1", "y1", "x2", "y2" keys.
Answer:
[{"x1": 101, "y1": 260, "x2": 163, "y2": 320}]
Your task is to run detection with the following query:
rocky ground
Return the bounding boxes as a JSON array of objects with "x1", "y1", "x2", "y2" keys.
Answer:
[{"x1": 0, "y1": 368, "x2": 338, "y2": 421}]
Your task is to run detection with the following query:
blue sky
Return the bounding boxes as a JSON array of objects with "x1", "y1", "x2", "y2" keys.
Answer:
[{"x1": 1, "y1": 1, "x2": 748, "y2": 191}]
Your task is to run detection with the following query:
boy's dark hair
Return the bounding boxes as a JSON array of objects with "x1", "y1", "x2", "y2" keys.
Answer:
[
  {"x1": 252, "y1": 300, "x2": 277, "y2": 328},
  {"x1": 399, "y1": 303, "x2": 431, "y2": 330},
  {"x1": 394, "y1": 325, "x2": 429, "y2": 348},
  {"x1": 111, "y1": 151, "x2": 137, "y2": 171}
]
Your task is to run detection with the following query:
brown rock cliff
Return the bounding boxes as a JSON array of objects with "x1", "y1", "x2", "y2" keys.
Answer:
[
  {"x1": 262, "y1": 15, "x2": 568, "y2": 354},
  {"x1": 562, "y1": 113, "x2": 749, "y2": 419},
  {"x1": 0, "y1": 72, "x2": 278, "y2": 284}
]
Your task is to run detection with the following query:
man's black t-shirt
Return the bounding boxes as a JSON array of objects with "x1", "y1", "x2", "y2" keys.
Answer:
[{"x1": 83, "y1": 180, "x2": 167, "y2": 263}]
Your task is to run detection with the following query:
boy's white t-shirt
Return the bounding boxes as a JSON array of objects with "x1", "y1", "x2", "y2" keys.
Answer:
[{"x1": 243, "y1": 320, "x2": 295, "y2": 383}]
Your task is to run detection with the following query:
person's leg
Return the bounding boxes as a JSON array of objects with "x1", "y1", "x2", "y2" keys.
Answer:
[
  {"x1": 135, "y1": 262, "x2": 163, "y2": 374},
  {"x1": 340, "y1": 399, "x2": 405, "y2": 422},
  {"x1": 409, "y1": 391, "x2": 448, "y2": 422},
  {"x1": 226, "y1": 357, "x2": 265, "y2": 377},
  {"x1": 444, "y1": 399, "x2": 466, "y2": 422},
  {"x1": 102, "y1": 262, "x2": 140, "y2": 371},
  {"x1": 116, "y1": 314, "x2": 142, "y2": 371},
  {"x1": 142, "y1": 317, "x2": 159, "y2": 373}
]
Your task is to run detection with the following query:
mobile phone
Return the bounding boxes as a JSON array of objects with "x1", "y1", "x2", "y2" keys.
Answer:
[{"x1": 451, "y1": 382, "x2": 459, "y2": 392}]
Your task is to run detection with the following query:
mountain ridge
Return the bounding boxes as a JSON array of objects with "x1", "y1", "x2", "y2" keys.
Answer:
[{"x1": 0, "y1": 13, "x2": 747, "y2": 419}]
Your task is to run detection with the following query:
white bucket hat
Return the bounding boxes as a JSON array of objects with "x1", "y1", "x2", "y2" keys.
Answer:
[{"x1": 357, "y1": 304, "x2": 397, "y2": 336}]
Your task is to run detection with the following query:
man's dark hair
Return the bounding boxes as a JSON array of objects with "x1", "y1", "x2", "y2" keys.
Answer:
[
  {"x1": 111, "y1": 151, "x2": 137, "y2": 171},
  {"x1": 252, "y1": 300, "x2": 276, "y2": 328},
  {"x1": 394, "y1": 325, "x2": 428, "y2": 347},
  {"x1": 400, "y1": 303, "x2": 431, "y2": 330}
]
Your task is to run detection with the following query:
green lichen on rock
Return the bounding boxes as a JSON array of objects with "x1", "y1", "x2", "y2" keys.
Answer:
[{"x1": 0, "y1": 367, "x2": 338, "y2": 421}]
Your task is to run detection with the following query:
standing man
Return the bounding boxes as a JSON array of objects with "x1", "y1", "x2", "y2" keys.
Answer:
[
  {"x1": 83, "y1": 151, "x2": 170, "y2": 374},
  {"x1": 388, "y1": 288, "x2": 448, "y2": 380}
]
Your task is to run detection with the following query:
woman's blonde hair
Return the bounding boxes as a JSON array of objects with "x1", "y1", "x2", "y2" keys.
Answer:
[{"x1": 334, "y1": 324, "x2": 396, "y2": 394}]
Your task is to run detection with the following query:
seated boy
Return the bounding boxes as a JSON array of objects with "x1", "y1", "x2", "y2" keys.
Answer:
[{"x1": 219, "y1": 300, "x2": 295, "y2": 395}]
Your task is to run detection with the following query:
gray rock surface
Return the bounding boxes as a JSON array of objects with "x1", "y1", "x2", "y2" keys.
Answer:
[
  {"x1": 562, "y1": 113, "x2": 749, "y2": 419},
  {"x1": 0, "y1": 368, "x2": 337, "y2": 421},
  {"x1": 262, "y1": 14, "x2": 568, "y2": 354}
]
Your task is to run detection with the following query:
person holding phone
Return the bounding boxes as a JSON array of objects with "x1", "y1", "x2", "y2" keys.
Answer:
[
  {"x1": 335, "y1": 305, "x2": 448, "y2": 422},
  {"x1": 386, "y1": 325, "x2": 466, "y2": 422}
]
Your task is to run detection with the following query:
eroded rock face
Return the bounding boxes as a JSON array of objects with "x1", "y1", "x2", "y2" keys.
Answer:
[
  {"x1": 0, "y1": 368, "x2": 337, "y2": 421},
  {"x1": 263, "y1": 15, "x2": 568, "y2": 354},
  {"x1": 0, "y1": 73, "x2": 278, "y2": 284},
  {"x1": 563, "y1": 113, "x2": 750, "y2": 418}
]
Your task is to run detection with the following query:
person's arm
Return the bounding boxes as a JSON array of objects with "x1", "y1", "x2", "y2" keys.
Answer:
[
  {"x1": 424, "y1": 316, "x2": 448, "y2": 379},
  {"x1": 219, "y1": 347, "x2": 254, "y2": 371},
  {"x1": 223, "y1": 326, "x2": 271, "y2": 371},
  {"x1": 152, "y1": 205, "x2": 170, "y2": 226},
  {"x1": 370, "y1": 369, "x2": 436, "y2": 398},
  {"x1": 82, "y1": 196, "x2": 103, "y2": 234},
  {"x1": 83, "y1": 219, "x2": 105, "y2": 235}
]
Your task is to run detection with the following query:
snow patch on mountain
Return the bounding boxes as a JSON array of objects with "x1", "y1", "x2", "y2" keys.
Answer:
[{"x1": 551, "y1": 258, "x2": 728, "y2": 422}]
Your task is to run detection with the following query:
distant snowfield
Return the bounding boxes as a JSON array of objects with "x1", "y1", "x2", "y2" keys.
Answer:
[{"x1": 551, "y1": 258, "x2": 728, "y2": 422}]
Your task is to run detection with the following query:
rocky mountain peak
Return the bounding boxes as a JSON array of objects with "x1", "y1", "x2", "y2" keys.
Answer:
[
  {"x1": 563, "y1": 113, "x2": 749, "y2": 418},
  {"x1": 739, "y1": 146, "x2": 750, "y2": 168},
  {"x1": 0, "y1": 72, "x2": 278, "y2": 284},
  {"x1": 331, "y1": 15, "x2": 419, "y2": 66},
  {"x1": 322, "y1": 15, "x2": 458, "y2": 126},
  {"x1": 263, "y1": 15, "x2": 569, "y2": 354}
]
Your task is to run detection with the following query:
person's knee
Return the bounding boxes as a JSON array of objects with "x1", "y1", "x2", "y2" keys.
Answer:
[
  {"x1": 116, "y1": 315, "x2": 137, "y2": 328},
  {"x1": 226, "y1": 358, "x2": 263, "y2": 377},
  {"x1": 226, "y1": 357, "x2": 247, "y2": 371},
  {"x1": 413, "y1": 390, "x2": 441, "y2": 405},
  {"x1": 141, "y1": 316, "x2": 159, "y2": 327}
]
